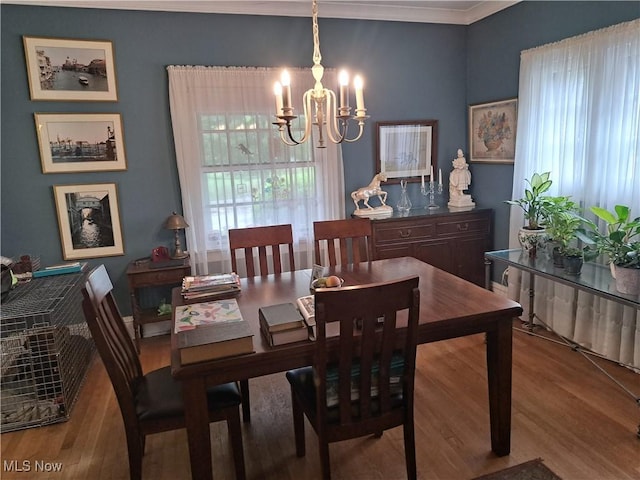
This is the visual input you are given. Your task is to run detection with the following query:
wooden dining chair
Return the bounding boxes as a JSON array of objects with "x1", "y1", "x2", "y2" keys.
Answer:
[
  {"x1": 229, "y1": 224, "x2": 295, "y2": 277},
  {"x1": 285, "y1": 276, "x2": 421, "y2": 480},
  {"x1": 81, "y1": 265, "x2": 246, "y2": 480},
  {"x1": 313, "y1": 218, "x2": 373, "y2": 266},
  {"x1": 228, "y1": 223, "x2": 296, "y2": 422}
]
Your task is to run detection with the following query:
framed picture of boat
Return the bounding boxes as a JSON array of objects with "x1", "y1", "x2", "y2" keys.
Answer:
[
  {"x1": 23, "y1": 36, "x2": 118, "y2": 101},
  {"x1": 35, "y1": 113, "x2": 127, "y2": 173},
  {"x1": 53, "y1": 183, "x2": 125, "y2": 260}
]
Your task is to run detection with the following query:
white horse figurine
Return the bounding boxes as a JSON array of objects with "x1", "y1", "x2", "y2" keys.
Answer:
[{"x1": 351, "y1": 172, "x2": 388, "y2": 210}]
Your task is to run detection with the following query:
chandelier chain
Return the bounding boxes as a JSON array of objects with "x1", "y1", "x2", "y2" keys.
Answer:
[{"x1": 312, "y1": 0, "x2": 322, "y2": 67}]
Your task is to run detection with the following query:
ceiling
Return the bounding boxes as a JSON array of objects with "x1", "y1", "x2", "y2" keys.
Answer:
[{"x1": 1, "y1": 1, "x2": 521, "y2": 25}]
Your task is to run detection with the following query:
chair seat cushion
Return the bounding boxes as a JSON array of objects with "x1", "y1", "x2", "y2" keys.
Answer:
[
  {"x1": 135, "y1": 366, "x2": 241, "y2": 422},
  {"x1": 286, "y1": 365, "x2": 404, "y2": 422}
]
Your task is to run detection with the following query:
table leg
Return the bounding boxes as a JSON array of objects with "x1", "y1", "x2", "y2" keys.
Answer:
[
  {"x1": 484, "y1": 257, "x2": 492, "y2": 290},
  {"x1": 486, "y1": 317, "x2": 513, "y2": 456},
  {"x1": 526, "y1": 271, "x2": 536, "y2": 331},
  {"x1": 183, "y1": 377, "x2": 213, "y2": 480}
]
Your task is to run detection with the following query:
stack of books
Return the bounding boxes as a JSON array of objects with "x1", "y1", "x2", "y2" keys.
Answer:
[
  {"x1": 259, "y1": 302, "x2": 310, "y2": 346},
  {"x1": 181, "y1": 273, "x2": 241, "y2": 300},
  {"x1": 175, "y1": 298, "x2": 254, "y2": 364}
]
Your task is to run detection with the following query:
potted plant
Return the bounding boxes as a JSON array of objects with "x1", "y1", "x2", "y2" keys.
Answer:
[
  {"x1": 505, "y1": 171, "x2": 553, "y2": 256},
  {"x1": 541, "y1": 195, "x2": 581, "y2": 266},
  {"x1": 577, "y1": 204, "x2": 640, "y2": 294}
]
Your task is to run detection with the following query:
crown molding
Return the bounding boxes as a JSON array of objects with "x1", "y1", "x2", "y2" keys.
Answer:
[{"x1": 1, "y1": 1, "x2": 521, "y2": 25}]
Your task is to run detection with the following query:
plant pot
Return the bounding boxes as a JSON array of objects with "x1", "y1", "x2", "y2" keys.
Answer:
[
  {"x1": 613, "y1": 265, "x2": 640, "y2": 295},
  {"x1": 518, "y1": 227, "x2": 548, "y2": 257},
  {"x1": 563, "y1": 255, "x2": 583, "y2": 275},
  {"x1": 552, "y1": 246, "x2": 565, "y2": 268}
]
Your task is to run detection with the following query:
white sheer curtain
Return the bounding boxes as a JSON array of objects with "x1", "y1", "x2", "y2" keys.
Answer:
[
  {"x1": 508, "y1": 19, "x2": 640, "y2": 368},
  {"x1": 167, "y1": 66, "x2": 345, "y2": 275}
]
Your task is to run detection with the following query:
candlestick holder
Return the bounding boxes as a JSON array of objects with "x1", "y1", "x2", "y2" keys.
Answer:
[{"x1": 421, "y1": 181, "x2": 443, "y2": 209}]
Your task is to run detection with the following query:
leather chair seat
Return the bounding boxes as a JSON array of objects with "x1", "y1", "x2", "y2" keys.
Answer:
[{"x1": 135, "y1": 366, "x2": 242, "y2": 422}]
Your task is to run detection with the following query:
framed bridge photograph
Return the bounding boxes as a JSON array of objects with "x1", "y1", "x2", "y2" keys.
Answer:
[
  {"x1": 53, "y1": 183, "x2": 124, "y2": 260},
  {"x1": 35, "y1": 113, "x2": 127, "y2": 173},
  {"x1": 376, "y1": 120, "x2": 438, "y2": 184}
]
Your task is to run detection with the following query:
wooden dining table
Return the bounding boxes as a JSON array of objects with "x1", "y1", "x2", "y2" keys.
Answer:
[{"x1": 171, "y1": 256, "x2": 523, "y2": 480}]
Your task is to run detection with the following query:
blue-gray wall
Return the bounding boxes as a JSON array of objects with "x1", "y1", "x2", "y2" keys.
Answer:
[{"x1": 2, "y1": 2, "x2": 637, "y2": 312}]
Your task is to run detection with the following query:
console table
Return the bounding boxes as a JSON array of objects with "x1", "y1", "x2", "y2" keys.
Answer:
[
  {"x1": 370, "y1": 208, "x2": 492, "y2": 286},
  {"x1": 484, "y1": 248, "x2": 640, "y2": 436},
  {"x1": 126, "y1": 257, "x2": 191, "y2": 351}
]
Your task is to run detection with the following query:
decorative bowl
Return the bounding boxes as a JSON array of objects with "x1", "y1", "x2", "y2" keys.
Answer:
[{"x1": 310, "y1": 277, "x2": 344, "y2": 292}]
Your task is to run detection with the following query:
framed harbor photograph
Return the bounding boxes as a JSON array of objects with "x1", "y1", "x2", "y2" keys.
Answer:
[
  {"x1": 376, "y1": 120, "x2": 438, "y2": 184},
  {"x1": 53, "y1": 183, "x2": 125, "y2": 260},
  {"x1": 35, "y1": 113, "x2": 127, "y2": 173},
  {"x1": 23, "y1": 36, "x2": 118, "y2": 101},
  {"x1": 469, "y1": 98, "x2": 517, "y2": 164}
]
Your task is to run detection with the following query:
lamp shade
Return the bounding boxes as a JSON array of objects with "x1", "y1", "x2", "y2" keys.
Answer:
[{"x1": 165, "y1": 211, "x2": 189, "y2": 230}]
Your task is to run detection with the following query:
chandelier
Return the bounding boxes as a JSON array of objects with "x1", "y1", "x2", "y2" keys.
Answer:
[{"x1": 273, "y1": 0, "x2": 368, "y2": 148}]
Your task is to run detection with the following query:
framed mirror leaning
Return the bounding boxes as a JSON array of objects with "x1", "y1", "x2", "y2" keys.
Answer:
[{"x1": 375, "y1": 120, "x2": 438, "y2": 185}]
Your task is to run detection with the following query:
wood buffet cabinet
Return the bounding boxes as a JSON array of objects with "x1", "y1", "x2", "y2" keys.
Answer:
[{"x1": 370, "y1": 208, "x2": 493, "y2": 287}]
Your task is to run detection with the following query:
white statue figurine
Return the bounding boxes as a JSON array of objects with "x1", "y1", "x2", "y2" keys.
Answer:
[
  {"x1": 447, "y1": 149, "x2": 475, "y2": 208},
  {"x1": 351, "y1": 172, "x2": 393, "y2": 218}
]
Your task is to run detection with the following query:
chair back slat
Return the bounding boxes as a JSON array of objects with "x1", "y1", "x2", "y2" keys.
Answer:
[
  {"x1": 82, "y1": 265, "x2": 142, "y2": 427},
  {"x1": 314, "y1": 276, "x2": 420, "y2": 434},
  {"x1": 313, "y1": 218, "x2": 372, "y2": 266},
  {"x1": 229, "y1": 224, "x2": 295, "y2": 277}
]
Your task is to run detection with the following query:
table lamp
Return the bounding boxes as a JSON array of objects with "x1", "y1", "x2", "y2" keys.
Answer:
[{"x1": 164, "y1": 211, "x2": 189, "y2": 259}]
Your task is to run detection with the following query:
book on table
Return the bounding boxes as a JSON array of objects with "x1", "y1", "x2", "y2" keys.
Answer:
[
  {"x1": 296, "y1": 295, "x2": 316, "y2": 340},
  {"x1": 259, "y1": 302, "x2": 309, "y2": 346},
  {"x1": 32, "y1": 262, "x2": 87, "y2": 278},
  {"x1": 181, "y1": 273, "x2": 241, "y2": 299},
  {"x1": 175, "y1": 298, "x2": 254, "y2": 364}
]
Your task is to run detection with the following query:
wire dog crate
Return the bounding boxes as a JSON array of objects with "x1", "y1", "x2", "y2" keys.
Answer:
[{"x1": 0, "y1": 269, "x2": 94, "y2": 432}]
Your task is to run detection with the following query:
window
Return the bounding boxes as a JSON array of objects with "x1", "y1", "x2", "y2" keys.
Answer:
[
  {"x1": 168, "y1": 66, "x2": 345, "y2": 274},
  {"x1": 509, "y1": 19, "x2": 639, "y2": 368},
  {"x1": 199, "y1": 112, "x2": 318, "y2": 250}
]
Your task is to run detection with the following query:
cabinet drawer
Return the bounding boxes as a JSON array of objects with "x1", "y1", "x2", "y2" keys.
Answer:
[
  {"x1": 373, "y1": 221, "x2": 435, "y2": 243},
  {"x1": 436, "y1": 216, "x2": 489, "y2": 236},
  {"x1": 128, "y1": 268, "x2": 187, "y2": 287}
]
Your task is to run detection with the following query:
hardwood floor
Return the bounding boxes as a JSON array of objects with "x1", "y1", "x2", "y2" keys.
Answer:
[{"x1": 2, "y1": 320, "x2": 638, "y2": 480}]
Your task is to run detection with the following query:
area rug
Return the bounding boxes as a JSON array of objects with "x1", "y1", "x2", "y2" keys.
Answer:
[{"x1": 472, "y1": 458, "x2": 562, "y2": 480}]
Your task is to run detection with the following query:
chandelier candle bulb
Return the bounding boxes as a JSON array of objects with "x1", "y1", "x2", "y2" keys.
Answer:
[
  {"x1": 274, "y1": 82, "x2": 284, "y2": 114},
  {"x1": 430, "y1": 165, "x2": 434, "y2": 181},
  {"x1": 438, "y1": 168, "x2": 442, "y2": 186},
  {"x1": 339, "y1": 70, "x2": 349, "y2": 110},
  {"x1": 354, "y1": 75, "x2": 365, "y2": 112},
  {"x1": 421, "y1": 174, "x2": 425, "y2": 189},
  {"x1": 281, "y1": 70, "x2": 292, "y2": 110}
]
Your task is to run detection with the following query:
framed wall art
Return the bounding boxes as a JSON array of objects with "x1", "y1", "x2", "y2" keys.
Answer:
[
  {"x1": 53, "y1": 183, "x2": 125, "y2": 260},
  {"x1": 35, "y1": 113, "x2": 127, "y2": 173},
  {"x1": 23, "y1": 36, "x2": 118, "y2": 101},
  {"x1": 376, "y1": 120, "x2": 438, "y2": 184},
  {"x1": 469, "y1": 98, "x2": 517, "y2": 164}
]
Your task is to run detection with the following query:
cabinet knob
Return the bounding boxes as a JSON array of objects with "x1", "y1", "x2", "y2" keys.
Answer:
[
  {"x1": 457, "y1": 223, "x2": 469, "y2": 231},
  {"x1": 399, "y1": 229, "x2": 411, "y2": 238}
]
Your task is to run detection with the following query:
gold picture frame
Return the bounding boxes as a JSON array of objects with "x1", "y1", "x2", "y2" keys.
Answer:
[
  {"x1": 35, "y1": 113, "x2": 127, "y2": 173},
  {"x1": 469, "y1": 98, "x2": 517, "y2": 164},
  {"x1": 53, "y1": 183, "x2": 125, "y2": 260},
  {"x1": 23, "y1": 36, "x2": 118, "y2": 101}
]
